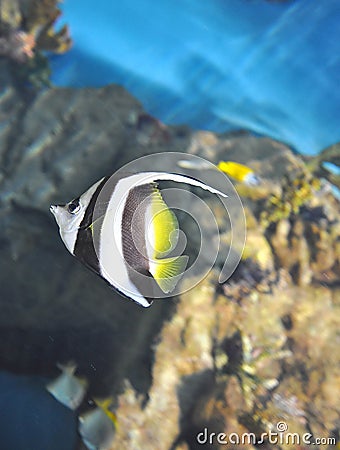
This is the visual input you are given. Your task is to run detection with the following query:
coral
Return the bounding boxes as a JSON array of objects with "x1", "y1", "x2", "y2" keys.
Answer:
[
  {"x1": 111, "y1": 273, "x2": 218, "y2": 450},
  {"x1": 221, "y1": 259, "x2": 279, "y2": 303},
  {"x1": 265, "y1": 201, "x2": 340, "y2": 286},
  {"x1": 108, "y1": 273, "x2": 339, "y2": 449},
  {"x1": 23, "y1": 0, "x2": 72, "y2": 54},
  {"x1": 0, "y1": 28, "x2": 35, "y2": 62},
  {"x1": 247, "y1": 162, "x2": 340, "y2": 286},
  {"x1": 260, "y1": 170, "x2": 321, "y2": 228},
  {"x1": 0, "y1": 0, "x2": 22, "y2": 32},
  {"x1": 0, "y1": 0, "x2": 71, "y2": 86}
]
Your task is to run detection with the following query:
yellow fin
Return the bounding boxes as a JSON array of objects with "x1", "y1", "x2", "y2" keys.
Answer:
[
  {"x1": 150, "y1": 255, "x2": 188, "y2": 293},
  {"x1": 217, "y1": 161, "x2": 254, "y2": 182},
  {"x1": 150, "y1": 188, "x2": 179, "y2": 258},
  {"x1": 93, "y1": 397, "x2": 118, "y2": 427}
]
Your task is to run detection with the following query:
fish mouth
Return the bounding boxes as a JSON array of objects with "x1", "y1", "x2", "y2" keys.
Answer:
[{"x1": 50, "y1": 205, "x2": 57, "y2": 215}]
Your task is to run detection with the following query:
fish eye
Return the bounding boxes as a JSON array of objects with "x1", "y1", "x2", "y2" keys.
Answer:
[{"x1": 67, "y1": 199, "x2": 81, "y2": 214}]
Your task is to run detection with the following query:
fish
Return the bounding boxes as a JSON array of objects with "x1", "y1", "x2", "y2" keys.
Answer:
[
  {"x1": 78, "y1": 398, "x2": 117, "y2": 450},
  {"x1": 177, "y1": 159, "x2": 211, "y2": 170},
  {"x1": 217, "y1": 161, "x2": 260, "y2": 185},
  {"x1": 177, "y1": 159, "x2": 260, "y2": 185},
  {"x1": 46, "y1": 363, "x2": 88, "y2": 410},
  {"x1": 50, "y1": 171, "x2": 227, "y2": 307}
]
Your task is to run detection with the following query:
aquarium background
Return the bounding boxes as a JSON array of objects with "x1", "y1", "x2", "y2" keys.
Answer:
[
  {"x1": 52, "y1": 0, "x2": 340, "y2": 155},
  {"x1": 0, "y1": 0, "x2": 339, "y2": 449}
]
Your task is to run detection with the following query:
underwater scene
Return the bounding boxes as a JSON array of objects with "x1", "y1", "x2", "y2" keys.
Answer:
[{"x1": 0, "y1": 0, "x2": 339, "y2": 449}]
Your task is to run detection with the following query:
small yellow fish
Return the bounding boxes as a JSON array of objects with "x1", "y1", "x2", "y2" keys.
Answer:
[
  {"x1": 79, "y1": 398, "x2": 117, "y2": 450},
  {"x1": 217, "y1": 161, "x2": 260, "y2": 185},
  {"x1": 177, "y1": 159, "x2": 260, "y2": 186}
]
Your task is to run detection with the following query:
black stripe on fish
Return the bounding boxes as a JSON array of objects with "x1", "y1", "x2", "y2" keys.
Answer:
[
  {"x1": 121, "y1": 183, "x2": 163, "y2": 303},
  {"x1": 121, "y1": 183, "x2": 153, "y2": 273},
  {"x1": 73, "y1": 176, "x2": 109, "y2": 273}
]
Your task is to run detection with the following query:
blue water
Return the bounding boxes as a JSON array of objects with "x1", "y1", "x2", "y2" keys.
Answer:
[
  {"x1": 0, "y1": 372, "x2": 77, "y2": 450},
  {"x1": 51, "y1": 0, "x2": 340, "y2": 155}
]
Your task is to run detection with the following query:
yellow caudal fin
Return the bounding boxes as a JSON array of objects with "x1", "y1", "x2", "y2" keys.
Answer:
[
  {"x1": 150, "y1": 255, "x2": 188, "y2": 293},
  {"x1": 149, "y1": 188, "x2": 179, "y2": 258}
]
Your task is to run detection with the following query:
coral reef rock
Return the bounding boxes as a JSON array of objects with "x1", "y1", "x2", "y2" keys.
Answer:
[{"x1": 0, "y1": 0, "x2": 71, "y2": 86}]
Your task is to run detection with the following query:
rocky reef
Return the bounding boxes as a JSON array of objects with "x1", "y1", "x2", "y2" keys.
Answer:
[{"x1": 0, "y1": 66, "x2": 339, "y2": 450}]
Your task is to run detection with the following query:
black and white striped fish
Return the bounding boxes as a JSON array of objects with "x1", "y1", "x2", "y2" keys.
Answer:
[{"x1": 50, "y1": 172, "x2": 226, "y2": 307}]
